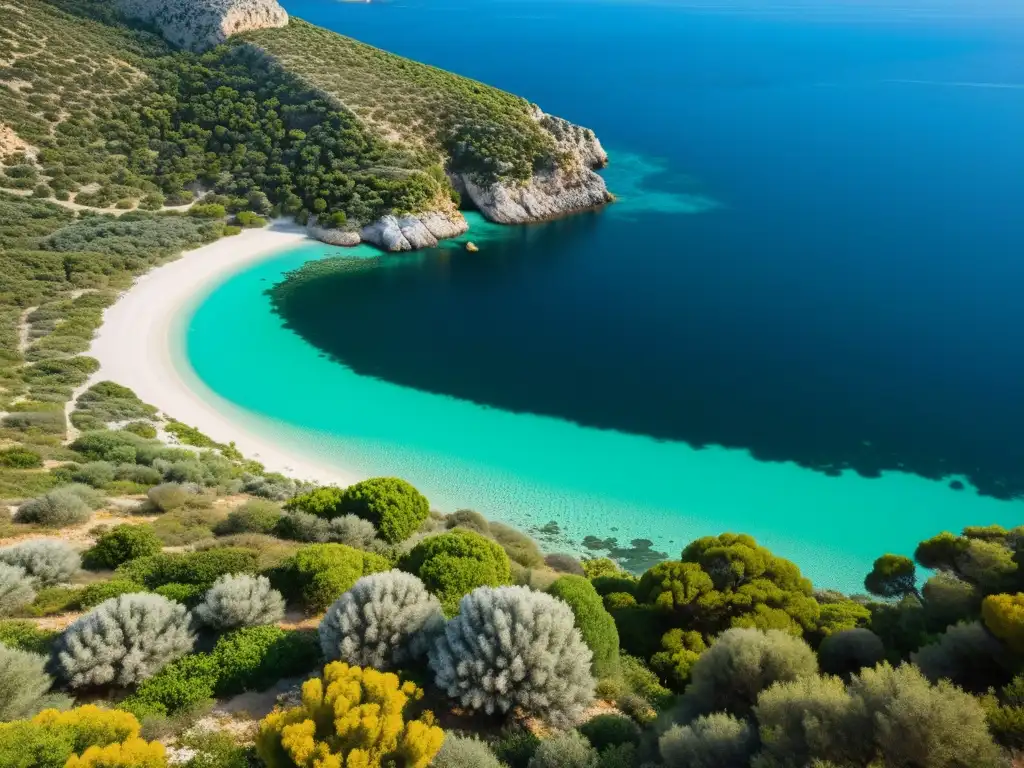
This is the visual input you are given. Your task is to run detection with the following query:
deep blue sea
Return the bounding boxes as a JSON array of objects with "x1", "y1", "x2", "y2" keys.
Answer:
[{"x1": 186, "y1": 0, "x2": 1024, "y2": 588}]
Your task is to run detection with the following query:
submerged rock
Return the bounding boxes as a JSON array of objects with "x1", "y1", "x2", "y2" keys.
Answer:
[
  {"x1": 465, "y1": 242, "x2": 479, "y2": 252},
  {"x1": 117, "y1": 0, "x2": 288, "y2": 51}
]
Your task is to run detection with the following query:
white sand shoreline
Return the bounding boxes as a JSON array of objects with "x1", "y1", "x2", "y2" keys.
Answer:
[{"x1": 85, "y1": 221, "x2": 361, "y2": 485}]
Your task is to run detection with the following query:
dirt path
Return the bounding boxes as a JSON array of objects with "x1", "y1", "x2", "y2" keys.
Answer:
[{"x1": 17, "y1": 305, "x2": 36, "y2": 355}]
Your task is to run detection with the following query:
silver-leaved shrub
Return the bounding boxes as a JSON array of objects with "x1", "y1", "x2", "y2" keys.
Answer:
[
  {"x1": 194, "y1": 573, "x2": 285, "y2": 630},
  {"x1": 429, "y1": 585, "x2": 595, "y2": 727},
  {"x1": 0, "y1": 540, "x2": 80, "y2": 586},
  {"x1": 0, "y1": 642, "x2": 72, "y2": 720},
  {"x1": 56, "y1": 593, "x2": 195, "y2": 688},
  {"x1": 319, "y1": 570, "x2": 444, "y2": 669},
  {"x1": 0, "y1": 562, "x2": 36, "y2": 616}
]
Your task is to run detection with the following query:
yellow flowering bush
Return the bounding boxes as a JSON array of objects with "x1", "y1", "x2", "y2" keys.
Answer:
[
  {"x1": 982, "y1": 593, "x2": 1024, "y2": 653},
  {"x1": 33, "y1": 705, "x2": 140, "y2": 753},
  {"x1": 256, "y1": 662, "x2": 444, "y2": 768},
  {"x1": 64, "y1": 737, "x2": 166, "y2": 768},
  {"x1": 0, "y1": 705, "x2": 164, "y2": 768}
]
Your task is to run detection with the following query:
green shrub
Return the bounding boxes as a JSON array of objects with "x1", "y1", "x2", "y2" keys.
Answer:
[
  {"x1": 115, "y1": 547, "x2": 259, "y2": 590},
  {"x1": 77, "y1": 580, "x2": 145, "y2": 610},
  {"x1": 24, "y1": 586, "x2": 81, "y2": 616},
  {"x1": 818, "y1": 628, "x2": 885, "y2": 678},
  {"x1": 121, "y1": 422, "x2": 157, "y2": 439},
  {"x1": 0, "y1": 620, "x2": 59, "y2": 655},
  {"x1": 493, "y1": 730, "x2": 541, "y2": 768},
  {"x1": 433, "y1": 734, "x2": 503, "y2": 768},
  {"x1": 0, "y1": 643, "x2": 71, "y2": 721},
  {"x1": 146, "y1": 482, "x2": 194, "y2": 512},
  {"x1": 114, "y1": 464, "x2": 162, "y2": 486},
  {"x1": 234, "y1": 211, "x2": 266, "y2": 228},
  {"x1": 209, "y1": 626, "x2": 320, "y2": 696},
  {"x1": 337, "y1": 477, "x2": 430, "y2": 543},
  {"x1": 188, "y1": 203, "x2": 226, "y2": 219},
  {"x1": 577, "y1": 714, "x2": 640, "y2": 751},
  {"x1": 618, "y1": 654, "x2": 674, "y2": 711},
  {"x1": 651, "y1": 628, "x2": 707, "y2": 690},
  {"x1": 149, "y1": 508, "x2": 223, "y2": 546},
  {"x1": 0, "y1": 447, "x2": 44, "y2": 468},
  {"x1": 548, "y1": 575, "x2": 620, "y2": 679},
  {"x1": 527, "y1": 731, "x2": 597, "y2": 768},
  {"x1": 660, "y1": 713, "x2": 757, "y2": 768},
  {"x1": 488, "y1": 521, "x2": 545, "y2": 568},
  {"x1": 154, "y1": 582, "x2": 206, "y2": 605},
  {"x1": 215, "y1": 500, "x2": 282, "y2": 536},
  {"x1": 84, "y1": 525, "x2": 162, "y2": 570},
  {"x1": 680, "y1": 628, "x2": 818, "y2": 719},
  {"x1": 69, "y1": 431, "x2": 140, "y2": 464},
  {"x1": 403, "y1": 529, "x2": 511, "y2": 615},
  {"x1": 70, "y1": 462, "x2": 115, "y2": 488},
  {"x1": 16, "y1": 487, "x2": 93, "y2": 526},
  {"x1": 119, "y1": 652, "x2": 218, "y2": 718},
  {"x1": 282, "y1": 543, "x2": 390, "y2": 612},
  {"x1": 284, "y1": 486, "x2": 344, "y2": 517}
]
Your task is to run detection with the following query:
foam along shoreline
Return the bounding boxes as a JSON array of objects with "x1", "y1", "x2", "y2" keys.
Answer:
[{"x1": 84, "y1": 220, "x2": 361, "y2": 486}]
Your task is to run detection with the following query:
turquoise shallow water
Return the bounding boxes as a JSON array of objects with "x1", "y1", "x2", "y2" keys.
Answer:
[
  {"x1": 185, "y1": 205, "x2": 1020, "y2": 590},
  {"x1": 185, "y1": 0, "x2": 1024, "y2": 589}
]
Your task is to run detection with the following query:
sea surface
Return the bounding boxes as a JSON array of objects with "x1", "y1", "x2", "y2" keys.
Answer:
[{"x1": 185, "y1": 0, "x2": 1024, "y2": 588}]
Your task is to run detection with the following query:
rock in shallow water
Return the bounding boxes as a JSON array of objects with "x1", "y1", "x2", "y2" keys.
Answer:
[{"x1": 360, "y1": 211, "x2": 468, "y2": 252}]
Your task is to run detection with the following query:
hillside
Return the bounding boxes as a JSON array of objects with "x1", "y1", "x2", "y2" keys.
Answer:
[{"x1": 0, "y1": 0, "x2": 611, "y2": 249}]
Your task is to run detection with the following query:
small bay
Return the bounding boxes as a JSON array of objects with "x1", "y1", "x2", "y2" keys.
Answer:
[{"x1": 186, "y1": 0, "x2": 1024, "y2": 588}]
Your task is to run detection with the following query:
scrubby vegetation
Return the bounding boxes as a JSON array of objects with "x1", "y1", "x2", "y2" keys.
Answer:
[
  {"x1": 2, "y1": 2, "x2": 1023, "y2": 765},
  {"x1": 319, "y1": 570, "x2": 444, "y2": 670}
]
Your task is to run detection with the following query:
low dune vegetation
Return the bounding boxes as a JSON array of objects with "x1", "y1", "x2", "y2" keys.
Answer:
[{"x1": 2, "y1": 381, "x2": 1024, "y2": 767}]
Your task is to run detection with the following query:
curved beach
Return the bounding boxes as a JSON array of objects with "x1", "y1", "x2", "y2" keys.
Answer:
[{"x1": 85, "y1": 221, "x2": 360, "y2": 486}]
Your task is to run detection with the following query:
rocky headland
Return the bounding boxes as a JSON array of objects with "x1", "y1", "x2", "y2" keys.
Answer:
[{"x1": 117, "y1": 0, "x2": 288, "y2": 51}]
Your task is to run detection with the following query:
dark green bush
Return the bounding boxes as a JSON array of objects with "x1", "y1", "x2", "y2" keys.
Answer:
[
  {"x1": 76, "y1": 579, "x2": 145, "y2": 609},
  {"x1": 337, "y1": 477, "x2": 430, "y2": 544},
  {"x1": 84, "y1": 524, "x2": 162, "y2": 570},
  {"x1": 492, "y1": 730, "x2": 541, "y2": 768},
  {"x1": 281, "y1": 543, "x2": 391, "y2": 612},
  {"x1": 578, "y1": 713, "x2": 641, "y2": 751},
  {"x1": 548, "y1": 575, "x2": 620, "y2": 679},
  {"x1": 402, "y1": 529, "x2": 511, "y2": 615},
  {"x1": 210, "y1": 626, "x2": 320, "y2": 696},
  {"x1": 284, "y1": 486, "x2": 344, "y2": 517},
  {"x1": 122, "y1": 422, "x2": 157, "y2": 439},
  {"x1": 0, "y1": 619, "x2": 59, "y2": 654},
  {"x1": 116, "y1": 547, "x2": 259, "y2": 590},
  {"x1": 0, "y1": 447, "x2": 43, "y2": 468},
  {"x1": 154, "y1": 582, "x2": 207, "y2": 605}
]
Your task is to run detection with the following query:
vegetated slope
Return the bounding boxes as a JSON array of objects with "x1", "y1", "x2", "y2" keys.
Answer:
[
  {"x1": 245, "y1": 19, "x2": 613, "y2": 223},
  {"x1": 246, "y1": 19, "x2": 560, "y2": 185}
]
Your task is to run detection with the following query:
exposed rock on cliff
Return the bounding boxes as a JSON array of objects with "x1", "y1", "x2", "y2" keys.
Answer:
[
  {"x1": 360, "y1": 211, "x2": 469, "y2": 252},
  {"x1": 117, "y1": 0, "x2": 288, "y2": 51},
  {"x1": 307, "y1": 211, "x2": 469, "y2": 252},
  {"x1": 453, "y1": 106, "x2": 612, "y2": 225}
]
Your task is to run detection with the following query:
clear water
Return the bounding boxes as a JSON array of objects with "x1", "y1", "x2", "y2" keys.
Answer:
[{"x1": 185, "y1": 0, "x2": 1024, "y2": 588}]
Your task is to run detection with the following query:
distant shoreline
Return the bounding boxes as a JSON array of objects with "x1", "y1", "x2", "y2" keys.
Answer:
[{"x1": 85, "y1": 221, "x2": 362, "y2": 486}]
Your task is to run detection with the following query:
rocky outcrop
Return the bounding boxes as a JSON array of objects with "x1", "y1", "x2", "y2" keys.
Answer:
[
  {"x1": 359, "y1": 211, "x2": 468, "y2": 252},
  {"x1": 117, "y1": 0, "x2": 288, "y2": 51},
  {"x1": 307, "y1": 216, "x2": 360, "y2": 246},
  {"x1": 307, "y1": 211, "x2": 469, "y2": 252},
  {"x1": 452, "y1": 106, "x2": 612, "y2": 225}
]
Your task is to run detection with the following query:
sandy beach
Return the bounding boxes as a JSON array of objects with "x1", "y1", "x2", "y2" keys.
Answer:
[{"x1": 85, "y1": 221, "x2": 360, "y2": 485}]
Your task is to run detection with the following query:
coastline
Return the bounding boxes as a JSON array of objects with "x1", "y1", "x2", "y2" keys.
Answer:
[{"x1": 84, "y1": 221, "x2": 362, "y2": 486}]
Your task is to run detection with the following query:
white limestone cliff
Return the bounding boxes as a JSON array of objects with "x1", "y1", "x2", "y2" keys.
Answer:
[
  {"x1": 117, "y1": 0, "x2": 288, "y2": 51},
  {"x1": 452, "y1": 105, "x2": 612, "y2": 225},
  {"x1": 307, "y1": 210, "x2": 469, "y2": 252}
]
